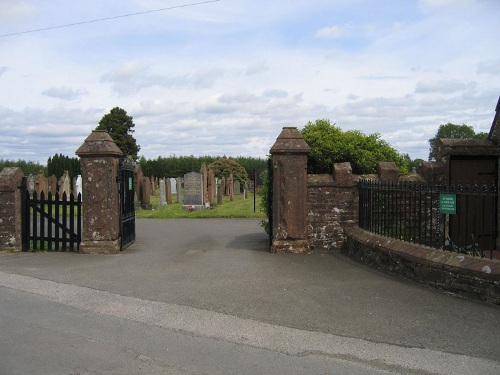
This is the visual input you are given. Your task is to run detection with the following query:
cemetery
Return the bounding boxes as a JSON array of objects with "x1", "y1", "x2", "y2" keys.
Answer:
[{"x1": 0, "y1": 99, "x2": 499, "y2": 304}]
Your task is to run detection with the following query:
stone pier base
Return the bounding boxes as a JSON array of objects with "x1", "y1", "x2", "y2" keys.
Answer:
[
  {"x1": 271, "y1": 239, "x2": 310, "y2": 254},
  {"x1": 79, "y1": 240, "x2": 121, "y2": 254}
]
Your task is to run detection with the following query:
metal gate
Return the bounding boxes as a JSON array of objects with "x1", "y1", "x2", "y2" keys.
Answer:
[{"x1": 119, "y1": 158, "x2": 136, "y2": 250}]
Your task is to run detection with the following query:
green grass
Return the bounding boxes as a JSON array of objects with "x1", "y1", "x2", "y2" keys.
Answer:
[{"x1": 135, "y1": 191, "x2": 266, "y2": 219}]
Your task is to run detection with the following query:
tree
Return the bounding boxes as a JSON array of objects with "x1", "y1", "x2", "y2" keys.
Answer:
[
  {"x1": 95, "y1": 107, "x2": 140, "y2": 160},
  {"x1": 428, "y1": 123, "x2": 488, "y2": 161},
  {"x1": 301, "y1": 119, "x2": 409, "y2": 174},
  {"x1": 208, "y1": 157, "x2": 249, "y2": 183}
]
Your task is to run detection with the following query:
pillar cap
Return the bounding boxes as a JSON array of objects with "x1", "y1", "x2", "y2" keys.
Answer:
[
  {"x1": 76, "y1": 130, "x2": 123, "y2": 157},
  {"x1": 270, "y1": 127, "x2": 311, "y2": 154}
]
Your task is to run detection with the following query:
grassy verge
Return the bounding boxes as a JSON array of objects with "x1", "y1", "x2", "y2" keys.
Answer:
[{"x1": 135, "y1": 191, "x2": 266, "y2": 219}]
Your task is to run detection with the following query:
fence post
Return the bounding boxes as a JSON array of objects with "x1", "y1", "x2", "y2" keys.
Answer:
[
  {"x1": 269, "y1": 127, "x2": 311, "y2": 253},
  {"x1": 0, "y1": 167, "x2": 25, "y2": 251},
  {"x1": 76, "y1": 130, "x2": 123, "y2": 254}
]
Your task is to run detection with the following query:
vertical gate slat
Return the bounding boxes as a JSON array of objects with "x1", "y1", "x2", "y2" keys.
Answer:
[
  {"x1": 39, "y1": 191, "x2": 46, "y2": 250},
  {"x1": 62, "y1": 192, "x2": 67, "y2": 252},
  {"x1": 69, "y1": 192, "x2": 75, "y2": 251},
  {"x1": 47, "y1": 192, "x2": 53, "y2": 251},
  {"x1": 32, "y1": 191, "x2": 38, "y2": 251},
  {"x1": 55, "y1": 192, "x2": 60, "y2": 251}
]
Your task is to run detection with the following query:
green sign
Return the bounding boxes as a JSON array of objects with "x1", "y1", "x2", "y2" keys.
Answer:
[
  {"x1": 440, "y1": 193, "x2": 456, "y2": 214},
  {"x1": 128, "y1": 177, "x2": 133, "y2": 191}
]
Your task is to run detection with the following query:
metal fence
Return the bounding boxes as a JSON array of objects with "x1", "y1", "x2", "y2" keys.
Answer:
[{"x1": 358, "y1": 180, "x2": 498, "y2": 259}]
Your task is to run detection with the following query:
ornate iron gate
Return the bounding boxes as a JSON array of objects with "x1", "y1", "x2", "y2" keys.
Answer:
[{"x1": 119, "y1": 158, "x2": 136, "y2": 250}]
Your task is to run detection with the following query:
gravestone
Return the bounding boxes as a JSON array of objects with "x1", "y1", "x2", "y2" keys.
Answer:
[
  {"x1": 76, "y1": 175, "x2": 82, "y2": 198},
  {"x1": 166, "y1": 177, "x2": 172, "y2": 204},
  {"x1": 228, "y1": 173, "x2": 234, "y2": 202},
  {"x1": 176, "y1": 177, "x2": 181, "y2": 203},
  {"x1": 183, "y1": 172, "x2": 203, "y2": 210},
  {"x1": 49, "y1": 175, "x2": 57, "y2": 193},
  {"x1": 208, "y1": 169, "x2": 215, "y2": 207},
  {"x1": 217, "y1": 180, "x2": 223, "y2": 205},
  {"x1": 59, "y1": 171, "x2": 71, "y2": 198},
  {"x1": 141, "y1": 177, "x2": 152, "y2": 209},
  {"x1": 234, "y1": 180, "x2": 241, "y2": 195},
  {"x1": 159, "y1": 179, "x2": 167, "y2": 206},
  {"x1": 35, "y1": 171, "x2": 48, "y2": 196},
  {"x1": 170, "y1": 178, "x2": 177, "y2": 194},
  {"x1": 27, "y1": 174, "x2": 34, "y2": 194}
]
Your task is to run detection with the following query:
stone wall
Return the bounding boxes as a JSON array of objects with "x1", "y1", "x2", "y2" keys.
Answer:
[
  {"x1": 344, "y1": 227, "x2": 500, "y2": 304},
  {"x1": 0, "y1": 167, "x2": 24, "y2": 251},
  {"x1": 307, "y1": 163, "x2": 358, "y2": 252}
]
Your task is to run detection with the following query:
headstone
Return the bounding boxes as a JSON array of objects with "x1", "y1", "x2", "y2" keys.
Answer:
[
  {"x1": 166, "y1": 177, "x2": 172, "y2": 204},
  {"x1": 134, "y1": 165, "x2": 144, "y2": 206},
  {"x1": 141, "y1": 177, "x2": 152, "y2": 209},
  {"x1": 200, "y1": 162, "x2": 208, "y2": 206},
  {"x1": 34, "y1": 171, "x2": 48, "y2": 196},
  {"x1": 159, "y1": 179, "x2": 167, "y2": 206},
  {"x1": 176, "y1": 177, "x2": 181, "y2": 203},
  {"x1": 228, "y1": 173, "x2": 234, "y2": 202},
  {"x1": 170, "y1": 178, "x2": 177, "y2": 194},
  {"x1": 76, "y1": 175, "x2": 83, "y2": 198},
  {"x1": 217, "y1": 180, "x2": 223, "y2": 205},
  {"x1": 183, "y1": 172, "x2": 203, "y2": 210},
  {"x1": 234, "y1": 180, "x2": 241, "y2": 195},
  {"x1": 59, "y1": 171, "x2": 71, "y2": 198},
  {"x1": 208, "y1": 169, "x2": 215, "y2": 207},
  {"x1": 49, "y1": 175, "x2": 57, "y2": 193},
  {"x1": 27, "y1": 174, "x2": 34, "y2": 194}
]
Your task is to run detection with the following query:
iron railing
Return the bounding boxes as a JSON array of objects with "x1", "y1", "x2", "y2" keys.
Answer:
[{"x1": 358, "y1": 180, "x2": 498, "y2": 259}]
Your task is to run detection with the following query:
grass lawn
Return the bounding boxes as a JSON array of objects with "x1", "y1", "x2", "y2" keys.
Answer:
[{"x1": 135, "y1": 191, "x2": 266, "y2": 219}]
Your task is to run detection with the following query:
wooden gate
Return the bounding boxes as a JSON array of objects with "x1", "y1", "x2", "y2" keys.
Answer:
[
  {"x1": 21, "y1": 176, "x2": 82, "y2": 252},
  {"x1": 449, "y1": 156, "x2": 498, "y2": 254},
  {"x1": 119, "y1": 158, "x2": 135, "y2": 250}
]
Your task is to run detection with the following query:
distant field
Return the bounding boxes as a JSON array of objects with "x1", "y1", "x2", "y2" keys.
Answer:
[{"x1": 135, "y1": 191, "x2": 265, "y2": 219}]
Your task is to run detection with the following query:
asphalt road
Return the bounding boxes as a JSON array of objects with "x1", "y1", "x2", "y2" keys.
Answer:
[{"x1": 0, "y1": 218, "x2": 499, "y2": 374}]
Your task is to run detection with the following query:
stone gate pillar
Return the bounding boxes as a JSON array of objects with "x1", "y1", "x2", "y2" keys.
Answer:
[
  {"x1": 0, "y1": 167, "x2": 24, "y2": 251},
  {"x1": 76, "y1": 130, "x2": 123, "y2": 254},
  {"x1": 270, "y1": 127, "x2": 311, "y2": 253}
]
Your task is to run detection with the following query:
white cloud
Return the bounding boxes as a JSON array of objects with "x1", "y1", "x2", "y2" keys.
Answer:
[
  {"x1": 415, "y1": 79, "x2": 476, "y2": 94},
  {"x1": 42, "y1": 87, "x2": 88, "y2": 100},
  {"x1": 0, "y1": 67, "x2": 8, "y2": 77},
  {"x1": 477, "y1": 60, "x2": 500, "y2": 76},
  {"x1": 315, "y1": 26, "x2": 349, "y2": 39}
]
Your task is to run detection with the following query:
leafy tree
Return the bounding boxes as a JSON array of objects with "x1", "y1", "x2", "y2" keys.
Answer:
[
  {"x1": 428, "y1": 122, "x2": 488, "y2": 161},
  {"x1": 47, "y1": 153, "x2": 81, "y2": 179},
  {"x1": 301, "y1": 119, "x2": 409, "y2": 174},
  {"x1": 208, "y1": 157, "x2": 249, "y2": 183},
  {"x1": 96, "y1": 107, "x2": 140, "y2": 160},
  {"x1": 0, "y1": 158, "x2": 47, "y2": 175}
]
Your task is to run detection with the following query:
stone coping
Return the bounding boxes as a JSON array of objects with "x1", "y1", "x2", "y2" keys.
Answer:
[{"x1": 346, "y1": 226, "x2": 500, "y2": 281}]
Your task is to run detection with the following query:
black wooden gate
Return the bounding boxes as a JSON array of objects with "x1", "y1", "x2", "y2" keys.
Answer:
[
  {"x1": 119, "y1": 158, "x2": 136, "y2": 250},
  {"x1": 20, "y1": 176, "x2": 82, "y2": 252}
]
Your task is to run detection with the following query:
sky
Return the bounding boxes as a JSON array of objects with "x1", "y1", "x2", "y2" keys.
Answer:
[{"x1": 1, "y1": 0, "x2": 499, "y2": 165}]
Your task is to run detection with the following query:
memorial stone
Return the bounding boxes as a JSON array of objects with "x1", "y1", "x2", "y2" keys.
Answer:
[
  {"x1": 76, "y1": 175, "x2": 83, "y2": 198},
  {"x1": 141, "y1": 177, "x2": 152, "y2": 209},
  {"x1": 159, "y1": 179, "x2": 167, "y2": 206},
  {"x1": 49, "y1": 175, "x2": 57, "y2": 193},
  {"x1": 228, "y1": 173, "x2": 234, "y2": 202},
  {"x1": 234, "y1": 180, "x2": 241, "y2": 195},
  {"x1": 166, "y1": 177, "x2": 172, "y2": 204},
  {"x1": 34, "y1": 171, "x2": 48, "y2": 196},
  {"x1": 176, "y1": 177, "x2": 181, "y2": 203},
  {"x1": 59, "y1": 171, "x2": 71, "y2": 198},
  {"x1": 27, "y1": 174, "x2": 34, "y2": 194},
  {"x1": 183, "y1": 172, "x2": 203, "y2": 209},
  {"x1": 170, "y1": 178, "x2": 177, "y2": 194}
]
